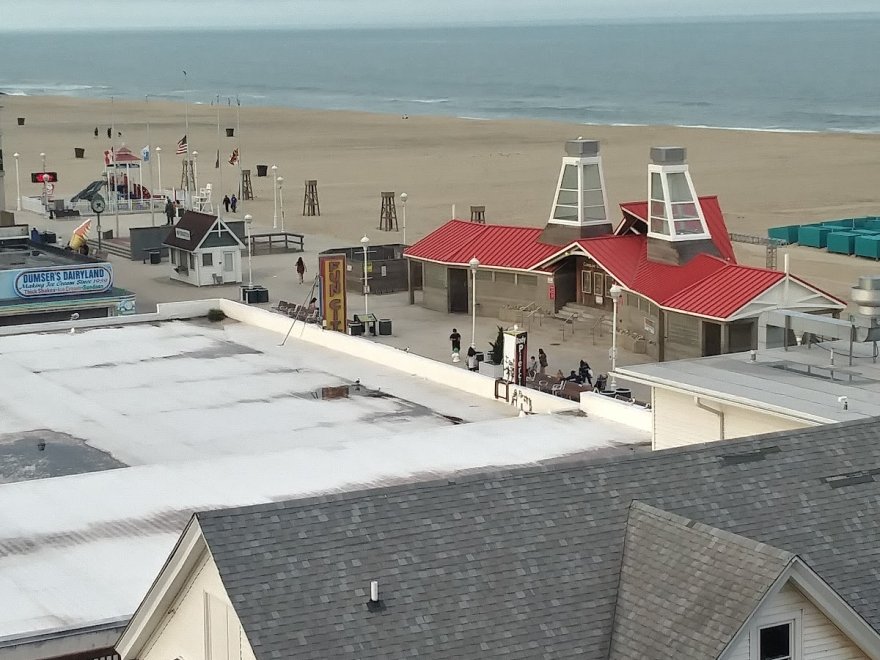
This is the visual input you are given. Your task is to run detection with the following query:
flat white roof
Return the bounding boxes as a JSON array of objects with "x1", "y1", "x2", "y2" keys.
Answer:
[
  {"x1": 0, "y1": 319, "x2": 648, "y2": 642},
  {"x1": 617, "y1": 340, "x2": 880, "y2": 423}
]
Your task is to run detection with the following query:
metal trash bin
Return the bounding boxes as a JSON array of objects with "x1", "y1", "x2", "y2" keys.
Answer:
[
  {"x1": 378, "y1": 318, "x2": 392, "y2": 336},
  {"x1": 256, "y1": 164, "x2": 268, "y2": 177},
  {"x1": 348, "y1": 321, "x2": 364, "y2": 336},
  {"x1": 149, "y1": 251, "x2": 162, "y2": 265},
  {"x1": 255, "y1": 287, "x2": 269, "y2": 304},
  {"x1": 475, "y1": 351, "x2": 485, "y2": 363}
]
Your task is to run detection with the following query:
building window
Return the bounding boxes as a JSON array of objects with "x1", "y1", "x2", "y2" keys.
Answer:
[
  {"x1": 202, "y1": 252, "x2": 213, "y2": 267},
  {"x1": 581, "y1": 163, "x2": 606, "y2": 221},
  {"x1": 516, "y1": 274, "x2": 537, "y2": 288},
  {"x1": 476, "y1": 270, "x2": 493, "y2": 282},
  {"x1": 581, "y1": 270, "x2": 592, "y2": 294},
  {"x1": 627, "y1": 292, "x2": 639, "y2": 308},
  {"x1": 759, "y1": 623, "x2": 792, "y2": 660},
  {"x1": 592, "y1": 272, "x2": 604, "y2": 299},
  {"x1": 552, "y1": 164, "x2": 579, "y2": 221},
  {"x1": 494, "y1": 271, "x2": 516, "y2": 285}
]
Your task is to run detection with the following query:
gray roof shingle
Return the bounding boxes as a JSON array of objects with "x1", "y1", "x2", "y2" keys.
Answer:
[
  {"x1": 608, "y1": 502, "x2": 793, "y2": 660},
  {"x1": 196, "y1": 418, "x2": 880, "y2": 659}
]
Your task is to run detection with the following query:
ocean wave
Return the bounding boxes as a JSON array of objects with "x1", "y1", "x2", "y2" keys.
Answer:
[{"x1": 409, "y1": 98, "x2": 449, "y2": 104}]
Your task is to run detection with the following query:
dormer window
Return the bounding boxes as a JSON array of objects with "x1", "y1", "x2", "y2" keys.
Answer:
[
  {"x1": 549, "y1": 140, "x2": 610, "y2": 227},
  {"x1": 646, "y1": 147, "x2": 711, "y2": 242}
]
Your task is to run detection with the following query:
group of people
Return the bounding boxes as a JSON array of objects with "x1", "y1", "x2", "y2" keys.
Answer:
[
  {"x1": 222, "y1": 194, "x2": 239, "y2": 213},
  {"x1": 164, "y1": 198, "x2": 181, "y2": 225},
  {"x1": 528, "y1": 351, "x2": 608, "y2": 392}
]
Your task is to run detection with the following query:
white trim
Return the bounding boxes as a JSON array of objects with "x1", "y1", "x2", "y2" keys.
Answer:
[
  {"x1": 750, "y1": 611, "x2": 802, "y2": 660},
  {"x1": 613, "y1": 367, "x2": 835, "y2": 425},
  {"x1": 720, "y1": 559, "x2": 880, "y2": 660},
  {"x1": 116, "y1": 518, "x2": 207, "y2": 659},
  {"x1": 193, "y1": 218, "x2": 245, "y2": 251}
]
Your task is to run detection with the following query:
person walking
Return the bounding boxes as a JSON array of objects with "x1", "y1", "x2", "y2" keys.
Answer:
[
  {"x1": 164, "y1": 198, "x2": 175, "y2": 225},
  {"x1": 466, "y1": 345, "x2": 478, "y2": 372},
  {"x1": 222, "y1": 194, "x2": 231, "y2": 213},
  {"x1": 94, "y1": 126, "x2": 99, "y2": 138},
  {"x1": 295, "y1": 257, "x2": 306, "y2": 284},
  {"x1": 449, "y1": 328, "x2": 462, "y2": 359},
  {"x1": 538, "y1": 348, "x2": 548, "y2": 375},
  {"x1": 230, "y1": 194, "x2": 238, "y2": 213},
  {"x1": 106, "y1": 127, "x2": 112, "y2": 139},
  {"x1": 528, "y1": 355, "x2": 538, "y2": 378}
]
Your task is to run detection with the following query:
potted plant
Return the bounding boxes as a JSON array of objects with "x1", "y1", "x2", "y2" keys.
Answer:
[{"x1": 478, "y1": 325, "x2": 505, "y2": 378}]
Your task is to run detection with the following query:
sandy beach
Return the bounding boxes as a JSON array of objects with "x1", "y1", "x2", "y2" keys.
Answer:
[{"x1": 2, "y1": 95, "x2": 880, "y2": 301}]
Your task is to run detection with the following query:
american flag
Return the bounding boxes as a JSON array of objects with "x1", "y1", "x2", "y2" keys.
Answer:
[
  {"x1": 228, "y1": 148, "x2": 239, "y2": 166},
  {"x1": 176, "y1": 135, "x2": 188, "y2": 155}
]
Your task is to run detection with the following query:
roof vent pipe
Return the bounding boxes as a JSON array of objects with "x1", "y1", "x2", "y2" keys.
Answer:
[{"x1": 370, "y1": 580, "x2": 379, "y2": 602}]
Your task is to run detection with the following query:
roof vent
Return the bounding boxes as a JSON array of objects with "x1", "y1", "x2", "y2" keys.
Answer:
[
  {"x1": 720, "y1": 445, "x2": 781, "y2": 466},
  {"x1": 366, "y1": 579, "x2": 386, "y2": 613},
  {"x1": 824, "y1": 470, "x2": 878, "y2": 489}
]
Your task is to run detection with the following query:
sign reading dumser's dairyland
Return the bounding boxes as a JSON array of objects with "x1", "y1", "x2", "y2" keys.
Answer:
[{"x1": 12, "y1": 264, "x2": 113, "y2": 298}]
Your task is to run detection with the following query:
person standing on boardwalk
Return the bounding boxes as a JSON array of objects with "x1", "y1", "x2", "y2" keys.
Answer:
[
  {"x1": 449, "y1": 328, "x2": 462, "y2": 357},
  {"x1": 164, "y1": 198, "x2": 175, "y2": 225},
  {"x1": 230, "y1": 194, "x2": 238, "y2": 213},
  {"x1": 538, "y1": 348, "x2": 548, "y2": 375},
  {"x1": 295, "y1": 257, "x2": 306, "y2": 284},
  {"x1": 222, "y1": 194, "x2": 231, "y2": 213},
  {"x1": 467, "y1": 345, "x2": 478, "y2": 371}
]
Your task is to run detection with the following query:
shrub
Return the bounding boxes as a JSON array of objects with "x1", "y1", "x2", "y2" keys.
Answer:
[
  {"x1": 207, "y1": 308, "x2": 227, "y2": 322},
  {"x1": 488, "y1": 325, "x2": 505, "y2": 364}
]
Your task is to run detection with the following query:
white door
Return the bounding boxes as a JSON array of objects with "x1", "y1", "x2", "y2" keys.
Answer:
[{"x1": 222, "y1": 251, "x2": 235, "y2": 283}]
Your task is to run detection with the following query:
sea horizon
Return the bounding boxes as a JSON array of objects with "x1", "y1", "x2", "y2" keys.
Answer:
[{"x1": 2, "y1": 16, "x2": 880, "y2": 134}]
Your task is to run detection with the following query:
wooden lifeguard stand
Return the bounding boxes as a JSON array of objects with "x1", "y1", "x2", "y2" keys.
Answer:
[
  {"x1": 379, "y1": 192, "x2": 398, "y2": 231},
  {"x1": 303, "y1": 180, "x2": 320, "y2": 216},
  {"x1": 470, "y1": 205, "x2": 486, "y2": 224},
  {"x1": 180, "y1": 159, "x2": 195, "y2": 190},
  {"x1": 240, "y1": 169, "x2": 254, "y2": 200}
]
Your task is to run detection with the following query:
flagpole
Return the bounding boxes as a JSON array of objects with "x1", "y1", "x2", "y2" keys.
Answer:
[
  {"x1": 183, "y1": 70, "x2": 190, "y2": 210},
  {"x1": 146, "y1": 95, "x2": 155, "y2": 226},
  {"x1": 236, "y1": 95, "x2": 242, "y2": 201},
  {"x1": 216, "y1": 93, "x2": 223, "y2": 208},
  {"x1": 111, "y1": 96, "x2": 120, "y2": 237}
]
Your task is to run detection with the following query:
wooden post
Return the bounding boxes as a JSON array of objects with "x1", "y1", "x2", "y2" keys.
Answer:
[
  {"x1": 303, "y1": 179, "x2": 320, "y2": 216},
  {"x1": 241, "y1": 169, "x2": 254, "y2": 200},
  {"x1": 379, "y1": 191, "x2": 398, "y2": 231},
  {"x1": 470, "y1": 205, "x2": 486, "y2": 223}
]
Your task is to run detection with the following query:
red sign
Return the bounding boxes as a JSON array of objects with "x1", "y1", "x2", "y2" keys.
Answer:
[
  {"x1": 319, "y1": 254, "x2": 348, "y2": 332},
  {"x1": 31, "y1": 172, "x2": 58, "y2": 183},
  {"x1": 548, "y1": 283, "x2": 556, "y2": 300}
]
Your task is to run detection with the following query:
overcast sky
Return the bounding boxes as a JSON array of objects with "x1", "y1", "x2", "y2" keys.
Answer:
[{"x1": 1, "y1": 0, "x2": 878, "y2": 31}]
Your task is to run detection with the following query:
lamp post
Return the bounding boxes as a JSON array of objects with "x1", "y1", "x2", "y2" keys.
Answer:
[
  {"x1": 271, "y1": 164, "x2": 278, "y2": 229},
  {"x1": 277, "y1": 176, "x2": 285, "y2": 232},
  {"x1": 469, "y1": 256, "x2": 480, "y2": 348},
  {"x1": 609, "y1": 284, "x2": 622, "y2": 389},
  {"x1": 244, "y1": 214, "x2": 254, "y2": 288},
  {"x1": 360, "y1": 234, "x2": 370, "y2": 316},
  {"x1": 400, "y1": 192, "x2": 408, "y2": 245},
  {"x1": 155, "y1": 146, "x2": 162, "y2": 198},
  {"x1": 40, "y1": 152, "x2": 47, "y2": 219},
  {"x1": 13, "y1": 153, "x2": 20, "y2": 211}
]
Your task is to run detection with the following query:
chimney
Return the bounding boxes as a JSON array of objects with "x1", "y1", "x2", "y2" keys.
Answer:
[
  {"x1": 539, "y1": 139, "x2": 613, "y2": 245},
  {"x1": 366, "y1": 579, "x2": 386, "y2": 612},
  {"x1": 645, "y1": 146, "x2": 720, "y2": 266}
]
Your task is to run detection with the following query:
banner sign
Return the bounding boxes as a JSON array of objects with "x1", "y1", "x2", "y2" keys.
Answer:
[
  {"x1": 175, "y1": 228, "x2": 191, "y2": 241},
  {"x1": 12, "y1": 264, "x2": 113, "y2": 299},
  {"x1": 502, "y1": 328, "x2": 528, "y2": 385},
  {"x1": 318, "y1": 254, "x2": 347, "y2": 332}
]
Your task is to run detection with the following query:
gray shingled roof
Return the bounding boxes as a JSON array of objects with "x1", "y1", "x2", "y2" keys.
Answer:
[
  {"x1": 608, "y1": 502, "x2": 794, "y2": 660},
  {"x1": 196, "y1": 418, "x2": 880, "y2": 660}
]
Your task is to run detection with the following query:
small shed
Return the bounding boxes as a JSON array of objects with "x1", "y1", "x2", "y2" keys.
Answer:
[{"x1": 163, "y1": 211, "x2": 244, "y2": 286}]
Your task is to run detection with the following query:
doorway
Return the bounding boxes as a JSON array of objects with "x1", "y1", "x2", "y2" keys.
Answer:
[
  {"x1": 222, "y1": 251, "x2": 235, "y2": 283},
  {"x1": 703, "y1": 321, "x2": 722, "y2": 356},
  {"x1": 448, "y1": 268, "x2": 469, "y2": 313}
]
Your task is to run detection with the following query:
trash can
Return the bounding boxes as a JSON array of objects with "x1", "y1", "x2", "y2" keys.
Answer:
[
  {"x1": 225, "y1": 128, "x2": 235, "y2": 137},
  {"x1": 40, "y1": 231, "x2": 57, "y2": 244},
  {"x1": 348, "y1": 321, "x2": 364, "y2": 336},
  {"x1": 74, "y1": 147, "x2": 85, "y2": 159},
  {"x1": 242, "y1": 287, "x2": 260, "y2": 304},
  {"x1": 378, "y1": 318, "x2": 392, "y2": 335},
  {"x1": 17, "y1": 117, "x2": 25, "y2": 126},
  {"x1": 149, "y1": 251, "x2": 162, "y2": 265},
  {"x1": 614, "y1": 387, "x2": 632, "y2": 400},
  {"x1": 255, "y1": 287, "x2": 269, "y2": 303},
  {"x1": 475, "y1": 351, "x2": 485, "y2": 363},
  {"x1": 256, "y1": 164, "x2": 268, "y2": 177}
]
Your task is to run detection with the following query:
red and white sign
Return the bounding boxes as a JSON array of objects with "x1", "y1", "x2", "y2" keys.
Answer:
[{"x1": 548, "y1": 283, "x2": 556, "y2": 300}]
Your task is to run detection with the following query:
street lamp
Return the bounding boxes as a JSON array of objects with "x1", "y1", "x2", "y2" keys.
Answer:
[
  {"x1": 360, "y1": 234, "x2": 370, "y2": 316},
  {"x1": 39, "y1": 153, "x2": 47, "y2": 219},
  {"x1": 609, "y1": 283, "x2": 622, "y2": 389},
  {"x1": 400, "y1": 192, "x2": 408, "y2": 245},
  {"x1": 244, "y1": 214, "x2": 254, "y2": 288},
  {"x1": 155, "y1": 146, "x2": 162, "y2": 197},
  {"x1": 271, "y1": 164, "x2": 278, "y2": 229},
  {"x1": 277, "y1": 176, "x2": 285, "y2": 232},
  {"x1": 469, "y1": 256, "x2": 480, "y2": 348},
  {"x1": 12, "y1": 153, "x2": 20, "y2": 211}
]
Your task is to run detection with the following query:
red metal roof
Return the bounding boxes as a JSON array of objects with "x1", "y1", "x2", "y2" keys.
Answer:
[
  {"x1": 662, "y1": 266, "x2": 784, "y2": 320},
  {"x1": 404, "y1": 220, "x2": 560, "y2": 271},
  {"x1": 619, "y1": 196, "x2": 736, "y2": 263}
]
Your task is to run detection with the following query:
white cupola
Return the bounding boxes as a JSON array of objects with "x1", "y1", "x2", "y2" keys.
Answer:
[
  {"x1": 647, "y1": 147, "x2": 711, "y2": 242},
  {"x1": 540, "y1": 139, "x2": 613, "y2": 244}
]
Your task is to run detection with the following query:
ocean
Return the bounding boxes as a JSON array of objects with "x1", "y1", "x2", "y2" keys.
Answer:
[{"x1": 2, "y1": 16, "x2": 880, "y2": 133}]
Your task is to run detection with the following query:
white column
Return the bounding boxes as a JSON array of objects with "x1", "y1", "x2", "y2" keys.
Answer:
[
  {"x1": 469, "y1": 256, "x2": 480, "y2": 348},
  {"x1": 400, "y1": 192, "x2": 408, "y2": 245},
  {"x1": 277, "y1": 176, "x2": 285, "y2": 231},
  {"x1": 271, "y1": 164, "x2": 278, "y2": 229},
  {"x1": 361, "y1": 235, "x2": 370, "y2": 316},
  {"x1": 156, "y1": 147, "x2": 162, "y2": 197},
  {"x1": 609, "y1": 284, "x2": 622, "y2": 389},
  {"x1": 13, "y1": 153, "x2": 21, "y2": 211},
  {"x1": 244, "y1": 214, "x2": 254, "y2": 288}
]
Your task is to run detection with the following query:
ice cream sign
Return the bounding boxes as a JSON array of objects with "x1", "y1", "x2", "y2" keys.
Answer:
[{"x1": 14, "y1": 264, "x2": 113, "y2": 298}]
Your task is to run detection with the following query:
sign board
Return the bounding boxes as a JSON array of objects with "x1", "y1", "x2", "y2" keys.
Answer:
[
  {"x1": 548, "y1": 283, "x2": 556, "y2": 300},
  {"x1": 12, "y1": 264, "x2": 113, "y2": 299},
  {"x1": 30, "y1": 172, "x2": 58, "y2": 183},
  {"x1": 175, "y1": 228, "x2": 191, "y2": 241},
  {"x1": 502, "y1": 328, "x2": 528, "y2": 385},
  {"x1": 318, "y1": 254, "x2": 347, "y2": 332}
]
